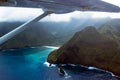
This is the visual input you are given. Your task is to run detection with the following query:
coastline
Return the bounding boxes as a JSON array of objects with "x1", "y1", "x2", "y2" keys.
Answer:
[
  {"x1": 0, "y1": 46, "x2": 120, "y2": 79},
  {"x1": 0, "y1": 45, "x2": 60, "y2": 51},
  {"x1": 43, "y1": 46, "x2": 60, "y2": 49}
]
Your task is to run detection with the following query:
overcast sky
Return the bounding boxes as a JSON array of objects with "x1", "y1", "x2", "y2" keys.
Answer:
[
  {"x1": 102, "y1": 0, "x2": 120, "y2": 7},
  {"x1": 0, "y1": 0, "x2": 120, "y2": 22}
]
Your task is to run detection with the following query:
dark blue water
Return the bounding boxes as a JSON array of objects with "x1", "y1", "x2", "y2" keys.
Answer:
[{"x1": 0, "y1": 47, "x2": 119, "y2": 80}]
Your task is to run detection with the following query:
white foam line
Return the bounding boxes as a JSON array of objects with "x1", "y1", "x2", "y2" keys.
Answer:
[
  {"x1": 43, "y1": 62, "x2": 55, "y2": 67},
  {"x1": 62, "y1": 64, "x2": 118, "y2": 77},
  {"x1": 43, "y1": 46, "x2": 60, "y2": 49}
]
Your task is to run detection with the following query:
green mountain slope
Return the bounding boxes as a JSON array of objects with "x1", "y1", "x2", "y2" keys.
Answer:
[{"x1": 47, "y1": 19, "x2": 120, "y2": 76}]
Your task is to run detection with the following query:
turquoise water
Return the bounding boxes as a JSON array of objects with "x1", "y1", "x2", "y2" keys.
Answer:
[
  {"x1": 0, "y1": 47, "x2": 119, "y2": 80},
  {"x1": 0, "y1": 47, "x2": 60, "y2": 80}
]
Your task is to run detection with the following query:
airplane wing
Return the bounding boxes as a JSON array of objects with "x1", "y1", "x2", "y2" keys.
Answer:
[{"x1": 0, "y1": 0, "x2": 120, "y2": 13}]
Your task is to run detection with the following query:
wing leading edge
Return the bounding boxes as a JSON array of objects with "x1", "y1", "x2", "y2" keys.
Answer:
[{"x1": 0, "y1": 0, "x2": 120, "y2": 13}]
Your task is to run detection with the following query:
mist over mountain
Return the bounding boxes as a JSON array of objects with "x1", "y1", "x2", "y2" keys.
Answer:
[
  {"x1": 0, "y1": 17, "x2": 111, "y2": 50},
  {"x1": 98, "y1": 19, "x2": 120, "y2": 46},
  {"x1": 0, "y1": 22, "x2": 55, "y2": 50}
]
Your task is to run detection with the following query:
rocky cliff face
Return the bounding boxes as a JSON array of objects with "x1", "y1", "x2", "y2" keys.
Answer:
[{"x1": 47, "y1": 25, "x2": 120, "y2": 76}]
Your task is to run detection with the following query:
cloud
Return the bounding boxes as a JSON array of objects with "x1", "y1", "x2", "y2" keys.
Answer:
[
  {"x1": 0, "y1": 7, "x2": 120, "y2": 22},
  {"x1": 0, "y1": 7, "x2": 44, "y2": 22},
  {"x1": 92, "y1": 12, "x2": 120, "y2": 18}
]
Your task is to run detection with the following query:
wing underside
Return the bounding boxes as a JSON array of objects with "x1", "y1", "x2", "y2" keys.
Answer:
[{"x1": 0, "y1": 0, "x2": 120, "y2": 13}]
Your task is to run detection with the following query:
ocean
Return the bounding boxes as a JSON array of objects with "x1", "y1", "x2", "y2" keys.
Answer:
[{"x1": 0, "y1": 46, "x2": 119, "y2": 80}]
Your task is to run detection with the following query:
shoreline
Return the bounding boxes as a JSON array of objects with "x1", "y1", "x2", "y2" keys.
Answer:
[
  {"x1": 46, "y1": 62, "x2": 120, "y2": 78},
  {"x1": 0, "y1": 46, "x2": 120, "y2": 78},
  {"x1": 0, "y1": 45, "x2": 60, "y2": 52},
  {"x1": 43, "y1": 46, "x2": 60, "y2": 49}
]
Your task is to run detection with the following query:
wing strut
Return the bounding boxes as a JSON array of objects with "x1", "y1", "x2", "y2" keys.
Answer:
[{"x1": 0, "y1": 10, "x2": 53, "y2": 45}]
